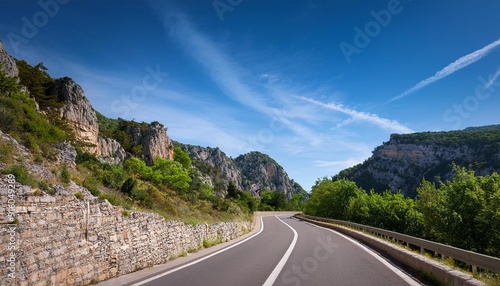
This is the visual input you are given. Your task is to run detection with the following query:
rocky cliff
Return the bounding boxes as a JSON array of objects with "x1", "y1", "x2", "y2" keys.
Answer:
[
  {"x1": 180, "y1": 144, "x2": 307, "y2": 199},
  {"x1": 0, "y1": 41, "x2": 18, "y2": 78},
  {"x1": 235, "y1": 152, "x2": 306, "y2": 199},
  {"x1": 125, "y1": 121, "x2": 174, "y2": 165},
  {"x1": 334, "y1": 125, "x2": 500, "y2": 197},
  {"x1": 47, "y1": 78, "x2": 174, "y2": 165},
  {"x1": 48, "y1": 77, "x2": 101, "y2": 153},
  {"x1": 1, "y1": 49, "x2": 172, "y2": 165},
  {"x1": 181, "y1": 144, "x2": 242, "y2": 191},
  {"x1": 0, "y1": 42, "x2": 303, "y2": 199},
  {"x1": 97, "y1": 137, "x2": 127, "y2": 165}
]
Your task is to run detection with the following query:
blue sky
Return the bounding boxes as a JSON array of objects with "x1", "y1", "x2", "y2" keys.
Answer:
[{"x1": 1, "y1": 0, "x2": 499, "y2": 192}]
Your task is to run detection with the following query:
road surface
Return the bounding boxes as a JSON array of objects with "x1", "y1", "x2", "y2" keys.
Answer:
[{"x1": 126, "y1": 215, "x2": 423, "y2": 286}]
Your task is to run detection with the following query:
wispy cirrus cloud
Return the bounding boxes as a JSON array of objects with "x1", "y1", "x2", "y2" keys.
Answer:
[
  {"x1": 300, "y1": 97, "x2": 413, "y2": 133},
  {"x1": 389, "y1": 37, "x2": 500, "y2": 102},
  {"x1": 314, "y1": 158, "x2": 363, "y2": 168},
  {"x1": 162, "y1": 12, "x2": 272, "y2": 115},
  {"x1": 159, "y1": 9, "x2": 327, "y2": 146}
]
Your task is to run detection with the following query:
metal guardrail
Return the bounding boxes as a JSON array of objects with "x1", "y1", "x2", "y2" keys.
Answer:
[{"x1": 297, "y1": 214, "x2": 500, "y2": 274}]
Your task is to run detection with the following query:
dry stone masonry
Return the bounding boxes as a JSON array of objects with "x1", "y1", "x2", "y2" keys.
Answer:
[{"x1": 0, "y1": 175, "x2": 252, "y2": 286}]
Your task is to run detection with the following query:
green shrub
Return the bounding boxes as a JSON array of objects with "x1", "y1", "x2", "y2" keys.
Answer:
[
  {"x1": 100, "y1": 164, "x2": 125, "y2": 189},
  {"x1": 38, "y1": 180, "x2": 49, "y2": 191},
  {"x1": 203, "y1": 234, "x2": 222, "y2": 248},
  {"x1": 74, "y1": 192, "x2": 83, "y2": 200},
  {"x1": 0, "y1": 140, "x2": 15, "y2": 164},
  {"x1": 131, "y1": 188, "x2": 153, "y2": 208},
  {"x1": 83, "y1": 176, "x2": 101, "y2": 196},
  {"x1": 98, "y1": 193, "x2": 120, "y2": 206},
  {"x1": 34, "y1": 154, "x2": 44, "y2": 163},
  {"x1": 47, "y1": 188, "x2": 56, "y2": 196},
  {"x1": 60, "y1": 165, "x2": 71, "y2": 184},
  {"x1": 120, "y1": 177, "x2": 137, "y2": 195},
  {"x1": 1, "y1": 164, "x2": 34, "y2": 186},
  {"x1": 75, "y1": 149, "x2": 100, "y2": 166}
]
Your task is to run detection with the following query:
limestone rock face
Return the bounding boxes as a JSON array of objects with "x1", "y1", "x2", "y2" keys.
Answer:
[
  {"x1": 127, "y1": 121, "x2": 174, "y2": 165},
  {"x1": 234, "y1": 151, "x2": 305, "y2": 199},
  {"x1": 97, "y1": 137, "x2": 127, "y2": 164},
  {"x1": 334, "y1": 126, "x2": 500, "y2": 197},
  {"x1": 180, "y1": 144, "x2": 307, "y2": 199},
  {"x1": 182, "y1": 144, "x2": 242, "y2": 190},
  {"x1": 50, "y1": 78, "x2": 100, "y2": 153},
  {"x1": 0, "y1": 41, "x2": 18, "y2": 78},
  {"x1": 55, "y1": 141, "x2": 78, "y2": 167}
]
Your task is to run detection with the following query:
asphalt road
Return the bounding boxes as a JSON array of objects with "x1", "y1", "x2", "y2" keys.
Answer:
[{"x1": 129, "y1": 215, "x2": 423, "y2": 286}]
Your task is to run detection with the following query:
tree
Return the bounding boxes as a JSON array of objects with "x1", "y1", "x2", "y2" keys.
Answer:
[
  {"x1": 416, "y1": 179, "x2": 445, "y2": 240},
  {"x1": 174, "y1": 146, "x2": 192, "y2": 170},
  {"x1": 151, "y1": 158, "x2": 191, "y2": 192},
  {"x1": 271, "y1": 191, "x2": 288, "y2": 211},
  {"x1": 415, "y1": 166, "x2": 500, "y2": 256},
  {"x1": 304, "y1": 178, "x2": 336, "y2": 217},
  {"x1": 259, "y1": 190, "x2": 274, "y2": 210},
  {"x1": 226, "y1": 182, "x2": 239, "y2": 199},
  {"x1": 289, "y1": 194, "x2": 303, "y2": 211},
  {"x1": 305, "y1": 178, "x2": 362, "y2": 220},
  {"x1": 123, "y1": 158, "x2": 149, "y2": 178}
]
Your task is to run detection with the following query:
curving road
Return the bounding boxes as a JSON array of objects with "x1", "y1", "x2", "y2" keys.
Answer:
[{"x1": 126, "y1": 215, "x2": 423, "y2": 286}]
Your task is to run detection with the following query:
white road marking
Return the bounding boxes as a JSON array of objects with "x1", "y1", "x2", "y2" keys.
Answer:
[
  {"x1": 130, "y1": 216, "x2": 265, "y2": 286},
  {"x1": 262, "y1": 216, "x2": 298, "y2": 286},
  {"x1": 300, "y1": 219, "x2": 421, "y2": 286}
]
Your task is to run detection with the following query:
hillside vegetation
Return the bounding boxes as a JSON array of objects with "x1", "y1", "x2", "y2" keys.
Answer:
[
  {"x1": 334, "y1": 126, "x2": 500, "y2": 197},
  {"x1": 0, "y1": 60, "x2": 304, "y2": 224},
  {"x1": 306, "y1": 165, "x2": 500, "y2": 258}
]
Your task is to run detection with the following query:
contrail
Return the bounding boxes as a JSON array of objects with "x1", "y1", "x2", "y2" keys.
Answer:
[{"x1": 389, "y1": 37, "x2": 500, "y2": 102}]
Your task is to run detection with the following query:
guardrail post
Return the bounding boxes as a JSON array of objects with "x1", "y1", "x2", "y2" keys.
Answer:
[{"x1": 472, "y1": 265, "x2": 477, "y2": 275}]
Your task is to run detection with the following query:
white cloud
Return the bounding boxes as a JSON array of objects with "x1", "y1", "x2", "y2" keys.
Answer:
[
  {"x1": 163, "y1": 12, "x2": 272, "y2": 115},
  {"x1": 161, "y1": 10, "x2": 327, "y2": 147},
  {"x1": 300, "y1": 97, "x2": 413, "y2": 133},
  {"x1": 390, "y1": 38, "x2": 500, "y2": 102},
  {"x1": 314, "y1": 158, "x2": 363, "y2": 168}
]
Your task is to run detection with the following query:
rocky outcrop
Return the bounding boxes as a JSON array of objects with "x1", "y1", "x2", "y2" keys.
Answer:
[
  {"x1": 180, "y1": 144, "x2": 307, "y2": 199},
  {"x1": 0, "y1": 174, "x2": 252, "y2": 286},
  {"x1": 45, "y1": 78, "x2": 169, "y2": 165},
  {"x1": 126, "y1": 121, "x2": 174, "y2": 165},
  {"x1": 334, "y1": 125, "x2": 500, "y2": 197},
  {"x1": 235, "y1": 152, "x2": 306, "y2": 199},
  {"x1": 97, "y1": 137, "x2": 127, "y2": 165},
  {"x1": 55, "y1": 141, "x2": 78, "y2": 167},
  {"x1": 182, "y1": 144, "x2": 242, "y2": 190},
  {"x1": 0, "y1": 41, "x2": 18, "y2": 78},
  {"x1": 48, "y1": 78, "x2": 100, "y2": 153}
]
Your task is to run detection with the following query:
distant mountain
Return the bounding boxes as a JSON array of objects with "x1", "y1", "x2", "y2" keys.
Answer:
[
  {"x1": 333, "y1": 125, "x2": 500, "y2": 197},
  {"x1": 178, "y1": 143, "x2": 308, "y2": 199}
]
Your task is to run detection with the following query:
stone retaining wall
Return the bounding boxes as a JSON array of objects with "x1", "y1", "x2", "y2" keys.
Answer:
[{"x1": 0, "y1": 176, "x2": 252, "y2": 286}]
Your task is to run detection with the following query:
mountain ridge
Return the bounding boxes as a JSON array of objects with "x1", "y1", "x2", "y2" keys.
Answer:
[
  {"x1": 333, "y1": 125, "x2": 500, "y2": 197},
  {"x1": 0, "y1": 41, "x2": 304, "y2": 200},
  {"x1": 178, "y1": 143, "x2": 307, "y2": 199}
]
